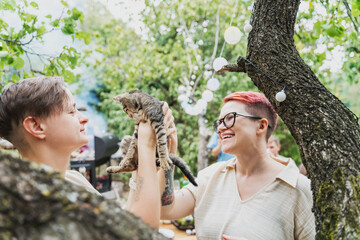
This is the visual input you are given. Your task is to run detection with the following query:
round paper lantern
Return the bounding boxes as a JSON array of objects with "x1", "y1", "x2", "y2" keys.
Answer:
[
  {"x1": 204, "y1": 70, "x2": 212, "y2": 78},
  {"x1": 275, "y1": 90, "x2": 286, "y2": 102},
  {"x1": 207, "y1": 77, "x2": 220, "y2": 91},
  {"x1": 178, "y1": 85, "x2": 186, "y2": 93},
  {"x1": 244, "y1": 23, "x2": 253, "y2": 33},
  {"x1": 202, "y1": 90, "x2": 214, "y2": 102},
  {"x1": 178, "y1": 94, "x2": 188, "y2": 102},
  {"x1": 197, "y1": 99, "x2": 207, "y2": 109},
  {"x1": 213, "y1": 57, "x2": 228, "y2": 71},
  {"x1": 224, "y1": 26, "x2": 242, "y2": 44}
]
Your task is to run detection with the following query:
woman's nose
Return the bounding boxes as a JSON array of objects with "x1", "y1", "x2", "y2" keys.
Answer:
[{"x1": 78, "y1": 111, "x2": 88, "y2": 124}]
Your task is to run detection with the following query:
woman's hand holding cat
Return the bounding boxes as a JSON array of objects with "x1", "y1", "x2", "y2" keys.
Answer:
[
  {"x1": 138, "y1": 121, "x2": 157, "y2": 149},
  {"x1": 162, "y1": 102, "x2": 178, "y2": 154}
]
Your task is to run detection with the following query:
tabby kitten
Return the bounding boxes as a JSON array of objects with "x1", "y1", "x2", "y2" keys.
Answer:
[{"x1": 106, "y1": 90, "x2": 197, "y2": 186}]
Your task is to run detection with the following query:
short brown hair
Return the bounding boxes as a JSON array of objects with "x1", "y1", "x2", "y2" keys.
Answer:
[
  {"x1": 223, "y1": 91, "x2": 278, "y2": 140},
  {"x1": 268, "y1": 135, "x2": 280, "y2": 145},
  {"x1": 0, "y1": 77, "x2": 69, "y2": 141}
]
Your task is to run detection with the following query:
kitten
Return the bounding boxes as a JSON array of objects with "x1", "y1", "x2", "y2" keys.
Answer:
[{"x1": 106, "y1": 90, "x2": 197, "y2": 187}]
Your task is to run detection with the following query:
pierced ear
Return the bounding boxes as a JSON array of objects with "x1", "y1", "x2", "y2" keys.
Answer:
[{"x1": 23, "y1": 116, "x2": 46, "y2": 140}]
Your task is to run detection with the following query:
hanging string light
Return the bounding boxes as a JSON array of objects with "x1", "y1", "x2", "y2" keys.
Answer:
[
  {"x1": 224, "y1": 26, "x2": 242, "y2": 44},
  {"x1": 213, "y1": 57, "x2": 228, "y2": 71},
  {"x1": 244, "y1": 23, "x2": 253, "y2": 33},
  {"x1": 243, "y1": 58, "x2": 328, "y2": 102}
]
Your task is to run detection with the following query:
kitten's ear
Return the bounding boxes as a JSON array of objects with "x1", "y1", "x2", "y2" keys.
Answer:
[{"x1": 23, "y1": 116, "x2": 46, "y2": 140}]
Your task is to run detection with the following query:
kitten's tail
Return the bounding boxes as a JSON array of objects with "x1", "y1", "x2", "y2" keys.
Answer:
[{"x1": 169, "y1": 153, "x2": 198, "y2": 187}]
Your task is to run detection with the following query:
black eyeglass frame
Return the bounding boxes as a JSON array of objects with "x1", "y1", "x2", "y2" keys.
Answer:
[{"x1": 213, "y1": 112, "x2": 269, "y2": 132}]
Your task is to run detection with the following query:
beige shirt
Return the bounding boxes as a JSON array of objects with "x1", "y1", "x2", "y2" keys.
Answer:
[
  {"x1": 65, "y1": 170, "x2": 101, "y2": 196},
  {"x1": 185, "y1": 158, "x2": 315, "y2": 240}
]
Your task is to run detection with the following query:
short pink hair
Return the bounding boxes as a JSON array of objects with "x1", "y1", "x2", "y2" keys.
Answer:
[{"x1": 223, "y1": 91, "x2": 278, "y2": 140}]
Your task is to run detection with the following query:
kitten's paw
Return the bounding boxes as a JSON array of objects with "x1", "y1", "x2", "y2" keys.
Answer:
[
  {"x1": 106, "y1": 166, "x2": 122, "y2": 173},
  {"x1": 160, "y1": 160, "x2": 171, "y2": 170}
]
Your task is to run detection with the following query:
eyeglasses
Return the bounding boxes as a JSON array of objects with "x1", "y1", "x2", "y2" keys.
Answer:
[{"x1": 213, "y1": 112, "x2": 266, "y2": 132}]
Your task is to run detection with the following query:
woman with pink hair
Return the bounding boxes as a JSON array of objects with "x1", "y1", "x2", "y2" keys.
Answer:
[{"x1": 131, "y1": 91, "x2": 315, "y2": 239}]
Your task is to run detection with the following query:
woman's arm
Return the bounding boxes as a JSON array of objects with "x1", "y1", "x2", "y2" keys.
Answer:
[
  {"x1": 126, "y1": 121, "x2": 160, "y2": 229},
  {"x1": 158, "y1": 103, "x2": 196, "y2": 220}
]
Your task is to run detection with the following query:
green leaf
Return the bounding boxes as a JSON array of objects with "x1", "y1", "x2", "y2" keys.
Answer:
[
  {"x1": 51, "y1": 19, "x2": 60, "y2": 27},
  {"x1": 11, "y1": 73, "x2": 20, "y2": 81},
  {"x1": 352, "y1": 9, "x2": 360, "y2": 17},
  {"x1": 30, "y1": 1, "x2": 38, "y2": 9},
  {"x1": 71, "y1": 8, "x2": 82, "y2": 21},
  {"x1": 75, "y1": 32, "x2": 92, "y2": 45},
  {"x1": 61, "y1": 0, "x2": 69, "y2": 7},
  {"x1": 63, "y1": 70, "x2": 75, "y2": 83},
  {"x1": 61, "y1": 18, "x2": 76, "y2": 35},
  {"x1": 326, "y1": 25, "x2": 344, "y2": 38},
  {"x1": 13, "y1": 57, "x2": 25, "y2": 69},
  {"x1": 0, "y1": 0, "x2": 16, "y2": 10},
  {"x1": 7, "y1": 57, "x2": 14, "y2": 65},
  {"x1": 313, "y1": 21, "x2": 322, "y2": 37},
  {"x1": 36, "y1": 26, "x2": 46, "y2": 35}
]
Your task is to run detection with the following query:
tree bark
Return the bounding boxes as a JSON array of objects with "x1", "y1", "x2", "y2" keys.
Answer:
[
  {"x1": 197, "y1": 113, "x2": 211, "y2": 172},
  {"x1": 0, "y1": 153, "x2": 166, "y2": 240},
  {"x1": 240, "y1": 0, "x2": 360, "y2": 238}
]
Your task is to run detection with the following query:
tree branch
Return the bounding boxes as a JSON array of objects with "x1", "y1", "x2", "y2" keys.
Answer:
[
  {"x1": 342, "y1": 0, "x2": 359, "y2": 32},
  {"x1": 216, "y1": 56, "x2": 247, "y2": 73}
]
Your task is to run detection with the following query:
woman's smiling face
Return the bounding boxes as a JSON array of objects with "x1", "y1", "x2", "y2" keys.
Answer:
[
  {"x1": 217, "y1": 101, "x2": 259, "y2": 155},
  {"x1": 41, "y1": 89, "x2": 89, "y2": 153}
]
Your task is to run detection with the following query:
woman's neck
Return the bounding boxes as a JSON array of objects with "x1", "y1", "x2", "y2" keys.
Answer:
[{"x1": 20, "y1": 146, "x2": 70, "y2": 176}]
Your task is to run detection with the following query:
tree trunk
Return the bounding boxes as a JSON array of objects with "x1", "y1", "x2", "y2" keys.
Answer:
[
  {"x1": 197, "y1": 113, "x2": 211, "y2": 172},
  {"x1": 242, "y1": 0, "x2": 360, "y2": 238},
  {"x1": 0, "y1": 153, "x2": 166, "y2": 240}
]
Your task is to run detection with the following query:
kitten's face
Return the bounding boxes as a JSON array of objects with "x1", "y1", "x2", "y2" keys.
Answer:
[{"x1": 113, "y1": 91, "x2": 142, "y2": 119}]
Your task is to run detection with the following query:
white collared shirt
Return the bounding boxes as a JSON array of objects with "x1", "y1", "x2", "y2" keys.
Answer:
[{"x1": 185, "y1": 158, "x2": 315, "y2": 240}]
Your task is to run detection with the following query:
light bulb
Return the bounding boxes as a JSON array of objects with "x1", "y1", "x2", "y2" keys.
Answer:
[
  {"x1": 207, "y1": 78, "x2": 220, "y2": 91},
  {"x1": 178, "y1": 85, "x2": 186, "y2": 93},
  {"x1": 213, "y1": 57, "x2": 228, "y2": 71},
  {"x1": 202, "y1": 90, "x2": 214, "y2": 102},
  {"x1": 244, "y1": 23, "x2": 253, "y2": 33},
  {"x1": 275, "y1": 90, "x2": 286, "y2": 102},
  {"x1": 178, "y1": 94, "x2": 188, "y2": 102},
  {"x1": 224, "y1": 26, "x2": 242, "y2": 44}
]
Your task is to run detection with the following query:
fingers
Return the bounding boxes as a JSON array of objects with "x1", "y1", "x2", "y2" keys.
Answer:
[
  {"x1": 222, "y1": 235, "x2": 248, "y2": 240},
  {"x1": 163, "y1": 102, "x2": 176, "y2": 135},
  {"x1": 167, "y1": 127, "x2": 177, "y2": 137}
]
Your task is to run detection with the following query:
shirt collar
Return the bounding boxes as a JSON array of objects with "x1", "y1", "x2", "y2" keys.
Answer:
[
  {"x1": 224, "y1": 156, "x2": 299, "y2": 188},
  {"x1": 275, "y1": 158, "x2": 299, "y2": 188}
]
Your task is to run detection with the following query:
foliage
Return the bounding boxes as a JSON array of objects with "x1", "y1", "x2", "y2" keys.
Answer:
[
  {"x1": 0, "y1": 0, "x2": 91, "y2": 90},
  {"x1": 295, "y1": 0, "x2": 360, "y2": 116},
  {"x1": 85, "y1": 0, "x2": 257, "y2": 176},
  {"x1": 85, "y1": 0, "x2": 359, "y2": 176}
]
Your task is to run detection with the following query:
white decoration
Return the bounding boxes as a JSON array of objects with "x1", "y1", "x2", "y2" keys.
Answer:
[
  {"x1": 202, "y1": 90, "x2": 214, "y2": 102},
  {"x1": 204, "y1": 70, "x2": 212, "y2": 78},
  {"x1": 244, "y1": 23, "x2": 253, "y2": 33},
  {"x1": 213, "y1": 57, "x2": 228, "y2": 71},
  {"x1": 178, "y1": 85, "x2": 186, "y2": 93},
  {"x1": 196, "y1": 99, "x2": 207, "y2": 109},
  {"x1": 275, "y1": 90, "x2": 286, "y2": 102},
  {"x1": 178, "y1": 94, "x2": 188, "y2": 102},
  {"x1": 224, "y1": 26, "x2": 242, "y2": 44},
  {"x1": 198, "y1": 40, "x2": 204, "y2": 45},
  {"x1": 190, "y1": 81, "x2": 194, "y2": 86},
  {"x1": 191, "y1": 74, "x2": 196, "y2": 80},
  {"x1": 207, "y1": 77, "x2": 220, "y2": 91},
  {"x1": 181, "y1": 101, "x2": 189, "y2": 109}
]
